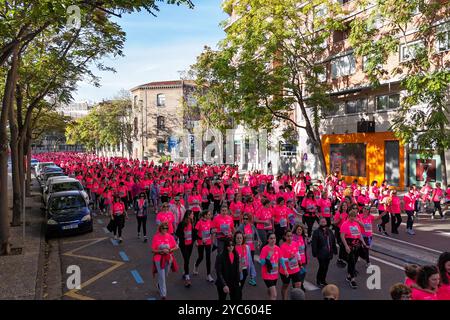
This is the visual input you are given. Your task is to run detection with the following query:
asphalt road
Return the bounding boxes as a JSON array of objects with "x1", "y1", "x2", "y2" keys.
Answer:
[{"x1": 52, "y1": 204, "x2": 449, "y2": 301}]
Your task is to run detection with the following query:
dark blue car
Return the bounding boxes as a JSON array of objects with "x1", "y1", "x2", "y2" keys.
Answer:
[{"x1": 45, "y1": 190, "x2": 93, "y2": 238}]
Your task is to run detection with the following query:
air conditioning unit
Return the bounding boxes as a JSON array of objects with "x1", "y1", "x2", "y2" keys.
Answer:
[{"x1": 357, "y1": 120, "x2": 375, "y2": 133}]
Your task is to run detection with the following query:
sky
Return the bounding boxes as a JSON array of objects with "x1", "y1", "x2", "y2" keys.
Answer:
[{"x1": 73, "y1": 0, "x2": 227, "y2": 103}]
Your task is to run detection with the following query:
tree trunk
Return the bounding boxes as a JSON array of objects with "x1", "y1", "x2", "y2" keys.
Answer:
[
  {"x1": 0, "y1": 45, "x2": 19, "y2": 255},
  {"x1": 315, "y1": 138, "x2": 327, "y2": 179},
  {"x1": 25, "y1": 132, "x2": 32, "y2": 197},
  {"x1": 9, "y1": 96, "x2": 22, "y2": 227},
  {"x1": 440, "y1": 148, "x2": 448, "y2": 187}
]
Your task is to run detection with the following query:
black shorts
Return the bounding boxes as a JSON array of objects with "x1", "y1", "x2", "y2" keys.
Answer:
[
  {"x1": 280, "y1": 272, "x2": 302, "y2": 285},
  {"x1": 263, "y1": 279, "x2": 278, "y2": 288}
]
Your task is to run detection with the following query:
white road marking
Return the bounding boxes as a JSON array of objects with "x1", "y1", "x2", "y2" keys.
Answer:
[
  {"x1": 370, "y1": 256, "x2": 404, "y2": 271},
  {"x1": 373, "y1": 233, "x2": 443, "y2": 254}
]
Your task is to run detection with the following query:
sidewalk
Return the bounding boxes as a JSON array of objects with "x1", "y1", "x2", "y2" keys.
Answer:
[{"x1": 0, "y1": 171, "x2": 49, "y2": 300}]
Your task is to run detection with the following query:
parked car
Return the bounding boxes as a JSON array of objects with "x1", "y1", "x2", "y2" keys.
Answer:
[
  {"x1": 30, "y1": 158, "x2": 39, "y2": 170},
  {"x1": 45, "y1": 190, "x2": 93, "y2": 238},
  {"x1": 41, "y1": 171, "x2": 66, "y2": 188},
  {"x1": 35, "y1": 162, "x2": 55, "y2": 179},
  {"x1": 43, "y1": 177, "x2": 87, "y2": 206}
]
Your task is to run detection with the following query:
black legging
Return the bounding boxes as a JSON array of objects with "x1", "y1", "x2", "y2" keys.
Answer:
[
  {"x1": 136, "y1": 215, "x2": 147, "y2": 236},
  {"x1": 334, "y1": 227, "x2": 346, "y2": 261},
  {"x1": 406, "y1": 210, "x2": 414, "y2": 229},
  {"x1": 113, "y1": 215, "x2": 125, "y2": 237},
  {"x1": 213, "y1": 200, "x2": 221, "y2": 215},
  {"x1": 181, "y1": 244, "x2": 193, "y2": 276},
  {"x1": 239, "y1": 269, "x2": 248, "y2": 299},
  {"x1": 390, "y1": 214, "x2": 402, "y2": 233},
  {"x1": 195, "y1": 244, "x2": 212, "y2": 275},
  {"x1": 202, "y1": 202, "x2": 210, "y2": 211},
  {"x1": 434, "y1": 201, "x2": 443, "y2": 217},
  {"x1": 217, "y1": 285, "x2": 241, "y2": 301},
  {"x1": 379, "y1": 211, "x2": 390, "y2": 232},
  {"x1": 345, "y1": 239, "x2": 363, "y2": 278},
  {"x1": 303, "y1": 215, "x2": 318, "y2": 238},
  {"x1": 274, "y1": 224, "x2": 287, "y2": 245}
]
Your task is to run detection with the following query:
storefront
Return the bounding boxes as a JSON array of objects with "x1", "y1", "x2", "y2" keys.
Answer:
[
  {"x1": 321, "y1": 132, "x2": 406, "y2": 189},
  {"x1": 408, "y1": 153, "x2": 442, "y2": 187}
]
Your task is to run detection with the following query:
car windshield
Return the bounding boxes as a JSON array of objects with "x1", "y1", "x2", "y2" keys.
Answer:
[
  {"x1": 52, "y1": 182, "x2": 83, "y2": 193},
  {"x1": 50, "y1": 195, "x2": 85, "y2": 211}
]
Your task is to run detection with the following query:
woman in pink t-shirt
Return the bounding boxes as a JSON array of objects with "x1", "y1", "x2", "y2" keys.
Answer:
[
  {"x1": 280, "y1": 230, "x2": 303, "y2": 300},
  {"x1": 301, "y1": 191, "x2": 318, "y2": 242},
  {"x1": 357, "y1": 206, "x2": 387, "y2": 267},
  {"x1": 431, "y1": 182, "x2": 444, "y2": 219},
  {"x1": 152, "y1": 223, "x2": 179, "y2": 299},
  {"x1": 403, "y1": 186, "x2": 417, "y2": 235},
  {"x1": 230, "y1": 194, "x2": 245, "y2": 227},
  {"x1": 254, "y1": 198, "x2": 274, "y2": 245},
  {"x1": 340, "y1": 209, "x2": 368, "y2": 289},
  {"x1": 437, "y1": 252, "x2": 450, "y2": 300},
  {"x1": 411, "y1": 265, "x2": 440, "y2": 300},
  {"x1": 193, "y1": 211, "x2": 214, "y2": 282},
  {"x1": 388, "y1": 190, "x2": 402, "y2": 234},
  {"x1": 258, "y1": 233, "x2": 288, "y2": 300}
]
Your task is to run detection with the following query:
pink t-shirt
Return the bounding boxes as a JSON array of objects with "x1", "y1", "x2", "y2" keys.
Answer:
[
  {"x1": 340, "y1": 220, "x2": 362, "y2": 239},
  {"x1": 390, "y1": 196, "x2": 401, "y2": 214},
  {"x1": 281, "y1": 241, "x2": 300, "y2": 274},
  {"x1": 156, "y1": 211, "x2": 175, "y2": 234},
  {"x1": 405, "y1": 277, "x2": 416, "y2": 288},
  {"x1": 411, "y1": 288, "x2": 438, "y2": 300},
  {"x1": 195, "y1": 219, "x2": 212, "y2": 245},
  {"x1": 212, "y1": 214, "x2": 234, "y2": 239},
  {"x1": 437, "y1": 283, "x2": 450, "y2": 300},
  {"x1": 260, "y1": 245, "x2": 282, "y2": 280},
  {"x1": 243, "y1": 223, "x2": 256, "y2": 251},
  {"x1": 358, "y1": 214, "x2": 375, "y2": 237},
  {"x1": 403, "y1": 193, "x2": 416, "y2": 211},
  {"x1": 235, "y1": 244, "x2": 250, "y2": 270},
  {"x1": 334, "y1": 211, "x2": 348, "y2": 229},
  {"x1": 151, "y1": 232, "x2": 177, "y2": 262},
  {"x1": 301, "y1": 198, "x2": 317, "y2": 215},
  {"x1": 230, "y1": 201, "x2": 245, "y2": 221},
  {"x1": 433, "y1": 188, "x2": 443, "y2": 202},
  {"x1": 318, "y1": 198, "x2": 332, "y2": 217},
  {"x1": 256, "y1": 207, "x2": 273, "y2": 230},
  {"x1": 273, "y1": 205, "x2": 289, "y2": 227}
]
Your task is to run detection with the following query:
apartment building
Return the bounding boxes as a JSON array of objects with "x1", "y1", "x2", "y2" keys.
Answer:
[
  {"x1": 130, "y1": 80, "x2": 198, "y2": 161},
  {"x1": 313, "y1": 0, "x2": 450, "y2": 189}
]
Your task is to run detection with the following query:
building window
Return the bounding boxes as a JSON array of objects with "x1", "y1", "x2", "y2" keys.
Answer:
[
  {"x1": 400, "y1": 40, "x2": 424, "y2": 62},
  {"x1": 134, "y1": 117, "x2": 138, "y2": 138},
  {"x1": 157, "y1": 141, "x2": 165, "y2": 154},
  {"x1": 331, "y1": 53, "x2": 356, "y2": 79},
  {"x1": 345, "y1": 98, "x2": 367, "y2": 114},
  {"x1": 376, "y1": 94, "x2": 400, "y2": 111},
  {"x1": 157, "y1": 116, "x2": 165, "y2": 129},
  {"x1": 436, "y1": 22, "x2": 450, "y2": 52},
  {"x1": 323, "y1": 103, "x2": 341, "y2": 117},
  {"x1": 156, "y1": 94, "x2": 166, "y2": 107},
  {"x1": 133, "y1": 96, "x2": 138, "y2": 109}
]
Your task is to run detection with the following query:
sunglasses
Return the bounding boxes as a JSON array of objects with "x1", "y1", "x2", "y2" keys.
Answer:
[
  {"x1": 162, "y1": 227, "x2": 169, "y2": 230},
  {"x1": 243, "y1": 218, "x2": 249, "y2": 220}
]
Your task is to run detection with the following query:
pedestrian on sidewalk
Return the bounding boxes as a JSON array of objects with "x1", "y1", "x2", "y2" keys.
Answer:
[
  {"x1": 388, "y1": 190, "x2": 402, "y2": 234},
  {"x1": 111, "y1": 196, "x2": 127, "y2": 243},
  {"x1": 175, "y1": 210, "x2": 195, "y2": 288},
  {"x1": 311, "y1": 217, "x2": 337, "y2": 288},
  {"x1": 431, "y1": 182, "x2": 444, "y2": 219},
  {"x1": 134, "y1": 192, "x2": 149, "y2": 242},
  {"x1": 403, "y1": 187, "x2": 417, "y2": 235},
  {"x1": 152, "y1": 223, "x2": 179, "y2": 300}
]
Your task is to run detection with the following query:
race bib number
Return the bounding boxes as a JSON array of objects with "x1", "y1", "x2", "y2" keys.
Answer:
[
  {"x1": 264, "y1": 220, "x2": 272, "y2": 230},
  {"x1": 202, "y1": 230, "x2": 211, "y2": 241},
  {"x1": 184, "y1": 230, "x2": 192, "y2": 241},
  {"x1": 158, "y1": 243, "x2": 169, "y2": 250},
  {"x1": 269, "y1": 262, "x2": 278, "y2": 275},
  {"x1": 280, "y1": 218, "x2": 287, "y2": 228},
  {"x1": 245, "y1": 233, "x2": 253, "y2": 244},
  {"x1": 220, "y1": 224, "x2": 230, "y2": 236},
  {"x1": 349, "y1": 226, "x2": 360, "y2": 237},
  {"x1": 288, "y1": 257, "x2": 299, "y2": 270},
  {"x1": 364, "y1": 223, "x2": 372, "y2": 233},
  {"x1": 324, "y1": 207, "x2": 330, "y2": 214}
]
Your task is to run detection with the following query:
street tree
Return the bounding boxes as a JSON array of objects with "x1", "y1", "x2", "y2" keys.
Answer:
[
  {"x1": 191, "y1": 0, "x2": 346, "y2": 176},
  {"x1": 349, "y1": 0, "x2": 450, "y2": 185}
]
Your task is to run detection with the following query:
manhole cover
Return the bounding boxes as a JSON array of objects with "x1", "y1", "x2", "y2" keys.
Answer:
[{"x1": 10, "y1": 247, "x2": 23, "y2": 255}]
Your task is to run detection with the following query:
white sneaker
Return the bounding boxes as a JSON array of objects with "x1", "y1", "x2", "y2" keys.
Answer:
[
  {"x1": 185, "y1": 274, "x2": 191, "y2": 281},
  {"x1": 137, "y1": 233, "x2": 141, "y2": 239},
  {"x1": 207, "y1": 274, "x2": 214, "y2": 283},
  {"x1": 114, "y1": 235, "x2": 118, "y2": 240},
  {"x1": 431, "y1": 216, "x2": 435, "y2": 220},
  {"x1": 407, "y1": 229, "x2": 415, "y2": 235},
  {"x1": 193, "y1": 266, "x2": 199, "y2": 275}
]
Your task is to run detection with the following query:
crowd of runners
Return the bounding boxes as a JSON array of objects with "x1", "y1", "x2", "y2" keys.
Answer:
[{"x1": 34, "y1": 152, "x2": 450, "y2": 300}]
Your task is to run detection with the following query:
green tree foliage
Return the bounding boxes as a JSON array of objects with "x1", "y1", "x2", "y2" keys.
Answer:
[
  {"x1": 66, "y1": 97, "x2": 133, "y2": 154},
  {"x1": 349, "y1": 0, "x2": 450, "y2": 184},
  {"x1": 191, "y1": 0, "x2": 346, "y2": 175}
]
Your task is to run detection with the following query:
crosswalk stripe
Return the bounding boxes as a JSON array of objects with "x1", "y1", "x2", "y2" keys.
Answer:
[{"x1": 131, "y1": 270, "x2": 144, "y2": 284}]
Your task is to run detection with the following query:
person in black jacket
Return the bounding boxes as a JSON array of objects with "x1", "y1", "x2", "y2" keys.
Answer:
[
  {"x1": 311, "y1": 217, "x2": 337, "y2": 287},
  {"x1": 215, "y1": 238, "x2": 241, "y2": 300}
]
